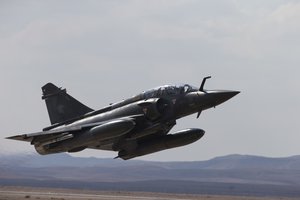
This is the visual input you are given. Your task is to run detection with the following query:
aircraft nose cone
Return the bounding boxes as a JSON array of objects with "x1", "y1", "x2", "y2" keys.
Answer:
[{"x1": 211, "y1": 90, "x2": 240, "y2": 106}]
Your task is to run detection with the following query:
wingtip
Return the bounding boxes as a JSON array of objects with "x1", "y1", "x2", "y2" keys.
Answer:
[
  {"x1": 5, "y1": 134, "x2": 28, "y2": 141},
  {"x1": 5, "y1": 135, "x2": 18, "y2": 140}
]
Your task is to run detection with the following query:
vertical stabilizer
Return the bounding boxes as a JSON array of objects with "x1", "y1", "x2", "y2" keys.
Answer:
[{"x1": 42, "y1": 83, "x2": 94, "y2": 125}]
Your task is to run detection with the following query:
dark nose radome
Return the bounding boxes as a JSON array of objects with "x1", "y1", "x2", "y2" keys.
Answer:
[{"x1": 212, "y1": 90, "x2": 240, "y2": 106}]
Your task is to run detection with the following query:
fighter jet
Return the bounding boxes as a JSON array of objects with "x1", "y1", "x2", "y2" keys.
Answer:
[{"x1": 6, "y1": 77, "x2": 239, "y2": 160}]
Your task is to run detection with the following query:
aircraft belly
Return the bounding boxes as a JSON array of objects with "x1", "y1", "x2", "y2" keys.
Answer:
[{"x1": 89, "y1": 143, "x2": 114, "y2": 151}]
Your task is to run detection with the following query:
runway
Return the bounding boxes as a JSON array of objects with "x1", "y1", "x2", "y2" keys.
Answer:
[
  {"x1": 0, "y1": 189, "x2": 194, "y2": 200},
  {"x1": 0, "y1": 187, "x2": 296, "y2": 200},
  {"x1": 0, "y1": 190, "x2": 181, "y2": 200},
  {"x1": 0, "y1": 190, "x2": 204, "y2": 200}
]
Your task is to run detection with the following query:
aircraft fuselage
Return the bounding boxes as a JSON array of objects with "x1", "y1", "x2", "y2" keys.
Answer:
[{"x1": 7, "y1": 77, "x2": 239, "y2": 160}]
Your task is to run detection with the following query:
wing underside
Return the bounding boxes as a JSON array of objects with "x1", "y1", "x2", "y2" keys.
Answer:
[
  {"x1": 6, "y1": 126, "x2": 83, "y2": 143},
  {"x1": 6, "y1": 117, "x2": 139, "y2": 146}
]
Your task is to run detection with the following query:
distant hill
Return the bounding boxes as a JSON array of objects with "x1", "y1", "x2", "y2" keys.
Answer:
[
  {"x1": 2, "y1": 153, "x2": 300, "y2": 169},
  {"x1": 1, "y1": 153, "x2": 300, "y2": 197}
]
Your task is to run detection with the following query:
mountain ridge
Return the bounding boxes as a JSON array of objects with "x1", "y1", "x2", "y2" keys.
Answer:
[
  {"x1": 2, "y1": 153, "x2": 300, "y2": 169},
  {"x1": 1, "y1": 153, "x2": 300, "y2": 197}
]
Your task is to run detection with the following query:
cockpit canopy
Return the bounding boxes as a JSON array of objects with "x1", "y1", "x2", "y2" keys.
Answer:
[
  {"x1": 111, "y1": 84, "x2": 199, "y2": 110},
  {"x1": 143, "y1": 84, "x2": 198, "y2": 99}
]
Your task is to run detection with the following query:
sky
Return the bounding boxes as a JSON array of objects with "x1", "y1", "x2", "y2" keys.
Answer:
[{"x1": 0, "y1": 0, "x2": 299, "y2": 161}]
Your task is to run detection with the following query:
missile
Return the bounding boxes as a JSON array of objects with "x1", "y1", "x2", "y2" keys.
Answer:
[{"x1": 117, "y1": 128, "x2": 205, "y2": 160}]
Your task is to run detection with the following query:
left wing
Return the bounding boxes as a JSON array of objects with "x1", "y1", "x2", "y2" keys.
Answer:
[
  {"x1": 6, "y1": 115, "x2": 143, "y2": 144},
  {"x1": 6, "y1": 125, "x2": 86, "y2": 143}
]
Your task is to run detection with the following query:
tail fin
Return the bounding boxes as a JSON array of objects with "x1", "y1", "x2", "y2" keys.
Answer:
[{"x1": 42, "y1": 83, "x2": 94, "y2": 125}]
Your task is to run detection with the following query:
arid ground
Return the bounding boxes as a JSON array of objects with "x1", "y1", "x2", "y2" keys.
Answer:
[{"x1": 0, "y1": 187, "x2": 298, "y2": 200}]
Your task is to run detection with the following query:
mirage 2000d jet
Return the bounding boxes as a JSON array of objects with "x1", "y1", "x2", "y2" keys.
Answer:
[{"x1": 7, "y1": 77, "x2": 239, "y2": 160}]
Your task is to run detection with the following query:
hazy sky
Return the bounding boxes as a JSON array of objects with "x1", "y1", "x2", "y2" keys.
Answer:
[{"x1": 1, "y1": 0, "x2": 299, "y2": 161}]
